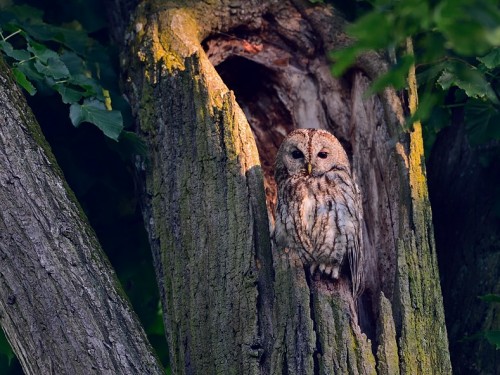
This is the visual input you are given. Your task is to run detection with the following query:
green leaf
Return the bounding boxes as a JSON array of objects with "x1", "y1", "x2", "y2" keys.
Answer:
[
  {"x1": 4, "y1": 4, "x2": 44, "y2": 23},
  {"x1": 21, "y1": 23, "x2": 90, "y2": 55},
  {"x1": 53, "y1": 84, "x2": 84, "y2": 104},
  {"x1": 425, "y1": 101, "x2": 450, "y2": 134},
  {"x1": 406, "y1": 92, "x2": 441, "y2": 129},
  {"x1": 0, "y1": 5, "x2": 130, "y2": 145},
  {"x1": 416, "y1": 61, "x2": 448, "y2": 87},
  {"x1": 12, "y1": 67, "x2": 36, "y2": 95},
  {"x1": 437, "y1": 63, "x2": 498, "y2": 104},
  {"x1": 434, "y1": 0, "x2": 498, "y2": 56},
  {"x1": 60, "y1": 51, "x2": 86, "y2": 75},
  {"x1": 479, "y1": 294, "x2": 500, "y2": 303},
  {"x1": 465, "y1": 99, "x2": 490, "y2": 145},
  {"x1": 27, "y1": 40, "x2": 59, "y2": 64},
  {"x1": 394, "y1": 0, "x2": 431, "y2": 31},
  {"x1": 34, "y1": 57, "x2": 70, "y2": 80},
  {"x1": 347, "y1": 11, "x2": 394, "y2": 49},
  {"x1": 69, "y1": 103, "x2": 83, "y2": 125},
  {"x1": 415, "y1": 32, "x2": 447, "y2": 65},
  {"x1": 70, "y1": 100, "x2": 123, "y2": 140},
  {"x1": 16, "y1": 60, "x2": 44, "y2": 82},
  {"x1": 368, "y1": 54, "x2": 414, "y2": 94},
  {"x1": 0, "y1": 40, "x2": 31, "y2": 61},
  {"x1": 485, "y1": 27, "x2": 500, "y2": 46},
  {"x1": 478, "y1": 48, "x2": 500, "y2": 69},
  {"x1": 433, "y1": 0, "x2": 500, "y2": 56},
  {"x1": 68, "y1": 73, "x2": 103, "y2": 99},
  {"x1": 484, "y1": 331, "x2": 500, "y2": 350},
  {"x1": 330, "y1": 45, "x2": 363, "y2": 77}
]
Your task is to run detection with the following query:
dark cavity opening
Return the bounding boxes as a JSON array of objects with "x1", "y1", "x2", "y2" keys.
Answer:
[{"x1": 214, "y1": 56, "x2": 294, "y2": 214}]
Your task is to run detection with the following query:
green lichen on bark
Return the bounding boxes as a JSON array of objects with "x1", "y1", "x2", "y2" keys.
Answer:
[
  {"x1": 129, "y1": 7, "x2": 269, "y2": 374},
  {"x1": 396, "y1": 174, "x2": 451, "y2": 375},
  {"x1": 271, "y1": 252, "x2": 316, "y2": 375},
  {"x1": 315, "y1": 292, "x2": 376, "y2": 375},
  {"x1": 395, "y1": 209, "x2": 451, "y2": 374},
  {"x1": 376, "y1": 293, "x2": 400, "y2": 375},
  {"x1": 392, "y1": 40, "x2": 452, "y2": 374}
]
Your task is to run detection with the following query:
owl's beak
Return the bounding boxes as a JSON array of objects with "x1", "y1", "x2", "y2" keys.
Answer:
[{"x1": 307, "y1": 163, "x2": 312, "y2": 175}]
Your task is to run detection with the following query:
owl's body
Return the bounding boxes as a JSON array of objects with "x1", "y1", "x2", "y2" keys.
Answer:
[{"x1": 274, "y1": 129, "x2": 363, "y2": 296}]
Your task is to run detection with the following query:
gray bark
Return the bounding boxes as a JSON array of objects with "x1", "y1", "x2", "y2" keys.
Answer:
[
  {"x1": 0, "y1": 59, "x2": 163, "y2": 374},
  {"x1": 118, "y1": 0, "x2": 452, "y2": 373}
]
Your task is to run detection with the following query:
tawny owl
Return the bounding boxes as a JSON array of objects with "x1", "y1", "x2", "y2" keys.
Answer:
[{"x1": 274, "y1": 128, "x2": 363, "y2": 297}]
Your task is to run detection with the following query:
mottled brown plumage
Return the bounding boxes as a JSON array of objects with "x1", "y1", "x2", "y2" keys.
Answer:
[{"x1": 274, "y1": 129, "x2": 363, "y2": 297}]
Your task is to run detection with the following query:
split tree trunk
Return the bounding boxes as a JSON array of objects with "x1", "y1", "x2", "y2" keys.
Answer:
[
  {"x1": 119, "y1": 0, "x2": 452, "y2": 373},
  {"x1": 0, "y1": 59, "x2": 163, "y2": 374}
]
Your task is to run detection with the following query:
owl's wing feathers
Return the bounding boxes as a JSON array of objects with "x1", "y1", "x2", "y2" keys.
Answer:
[
  {"x1": 347, "y1": 230, "x2": 363, "y2": 298},
  {"x1": 326, "y1": 172, "x2": 364, "y2": 297},
  {"x1": 343, "y1": 182, "x2": 364, "y2": 298}
]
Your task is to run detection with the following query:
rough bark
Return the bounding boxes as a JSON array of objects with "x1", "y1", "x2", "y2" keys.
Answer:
[
  {"x1": 0, "y1": 59, "x2": 163, "y2": 374},
  {"x1": 118, "y1": 0, "x2": 452, "y2": 373},
  {"x1": 428, "y1": 113, "x2": 500, "y2": 375}
]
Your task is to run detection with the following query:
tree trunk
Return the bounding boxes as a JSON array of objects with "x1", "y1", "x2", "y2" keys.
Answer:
[
  {"x1": 0, "y1": 58, "x2": 163, "y2": 374},
  {"x1": 428, "y1": 112, "x2": 500, "y2": 375},
  {"x1": 118, "y1": 0, "x2": 452, "y2": 373}
]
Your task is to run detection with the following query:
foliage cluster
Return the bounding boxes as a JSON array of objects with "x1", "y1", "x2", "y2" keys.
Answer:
[
  {"x1": 331, "y1": 0, "x2": 500, "y2": 153},
  {"x1": 0, "y1": 4, "x2": 132, "y2": 142}
]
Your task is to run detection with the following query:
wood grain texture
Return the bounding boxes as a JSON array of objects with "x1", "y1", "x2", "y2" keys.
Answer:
[
  {"x1": 0, "y1": 59, "x2": 163, "y2": 374},
  {"x1": 123, "y1": 8, "x2": 273, "y2": 374}
]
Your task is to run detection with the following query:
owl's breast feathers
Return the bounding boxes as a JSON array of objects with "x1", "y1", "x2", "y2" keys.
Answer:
[{"x1": 275, "y1": 173, "x2": 356, "y2": 265}]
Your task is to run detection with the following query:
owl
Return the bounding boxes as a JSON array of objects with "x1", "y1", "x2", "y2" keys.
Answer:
[{"x1": 274, "y1": 128, "x2": 363, "y2": 297}]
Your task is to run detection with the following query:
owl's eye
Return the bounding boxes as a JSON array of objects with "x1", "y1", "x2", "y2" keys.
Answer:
[
  {"x1": 317, "y1": 151, "x2": 328, "y2": 159},
  {"x1": 291, "y1": 150, "x2": 304, "y2": 159}
]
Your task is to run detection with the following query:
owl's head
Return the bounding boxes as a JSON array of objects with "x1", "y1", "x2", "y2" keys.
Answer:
[{"x1": 275, "y1": 128, "x2": 350, "y2": 180}]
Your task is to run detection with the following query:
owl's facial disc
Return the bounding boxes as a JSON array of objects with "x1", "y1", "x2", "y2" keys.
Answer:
[
  {"x1": 288, "y1": 148, "x2": 313, "y2": 175},
  {"x1": 282, "y1": 142, "x2": 309, "y2": 176},
  {"x1": 310, "y1": 146, "x2": 337, "y2": 176}
]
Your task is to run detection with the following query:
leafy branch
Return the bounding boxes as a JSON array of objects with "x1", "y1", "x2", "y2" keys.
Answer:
[
  {"x1": 329, "y1": 0, "x2": 500, "y2": 150},
  {"x1": 0, "y1": 5, "x2": 124, "y2": 141}
]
